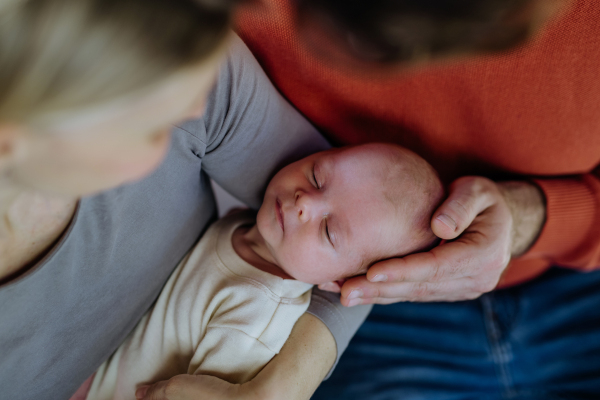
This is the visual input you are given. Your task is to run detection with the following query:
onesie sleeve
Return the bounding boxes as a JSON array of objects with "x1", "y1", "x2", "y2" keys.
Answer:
[
  {"x1": 189, "y1": 326, "x2": 277, "y2": 384},
  {"x1": 524, "y1": 167, "x2": 600, "y2": 269},
  {"x1": 189, "y1": 291, "x2": 311, "y2": 384}
]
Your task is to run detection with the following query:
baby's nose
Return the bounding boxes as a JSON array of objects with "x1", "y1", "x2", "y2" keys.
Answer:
[{"x1": 295, "y1": 190, "x2": 316, "y2": 221}]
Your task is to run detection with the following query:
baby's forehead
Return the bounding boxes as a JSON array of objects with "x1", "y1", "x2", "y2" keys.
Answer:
[
  {"x1": 334, "y1": 144, "x2": 399, "y2": 164},
  {"x1": 328, "y1": 147, "x2": 394, "y2": 181},
  {"x1": 341, "y1": 190, "x2": 403, "y2": 262},
  {"x1": 328, "y1": 145, "x2": 432, "y2": 265}
]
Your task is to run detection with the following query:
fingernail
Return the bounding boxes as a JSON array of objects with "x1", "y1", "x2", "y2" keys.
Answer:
[
  {"x1": 136, "y1": 386, "x2": 149, "y2": 399},
  {"x1": 370, "y1": 274, "x2": 387, "y2": 282},
  {"x1": 347, "y1": 289, "x2": 363, "y2": 300},
  {"x1": 436, "y1": 214, "x2": 457, "y2": 231},
  {"x1": 347, "y1": 298, "x2": 362, "y2": 307}
]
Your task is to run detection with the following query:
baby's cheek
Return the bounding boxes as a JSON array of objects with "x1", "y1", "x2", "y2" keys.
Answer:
[
  {"x1": 278, "y1": 250, "x2": 307, "y2": 278},
  {"x1": 279, "y1": 251, "x2": 321, "y2": 284}
]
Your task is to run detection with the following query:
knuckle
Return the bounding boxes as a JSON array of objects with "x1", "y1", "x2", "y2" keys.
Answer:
[
  {"x1": 372, "y1": 287, "x2": 381, "y2": 298},
  {"x1": 411, "y1": 282, "x2": 431, "y2": 298},
  {"x1": 359, "y1": 284, "x2": 380, "y2": 299},
  {"x1": 434, "y1": 253, "x2": 467, "y2": 280},
  {"x1": 451, "y1": 176, "x2": 497, "y2": 212},
  {"x1": 385, "y1": 258, "x2": 407, "y2": 280},
  {"x1": 454, "y1": 176, "x2": 480, "y2": 189},
  {"x1": 428, "y1": 252, "x2": 450, "y2": 281},
  {"x1": 388, "y1": 267, "x2": 405, "y2": 282},
  {"x1": 430, "y1": 264, "x2": 444, "y2": 282},
  {"x1": 455, "y1": 176, "x2": 491, "y2": 197},
  {"x1": 447, "y1": 198, "x2": 471, "y2": 223}
]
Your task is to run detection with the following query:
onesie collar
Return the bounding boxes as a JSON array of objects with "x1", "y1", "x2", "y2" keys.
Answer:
[{"x1": 214, "y1": 210, "x2": 313, "y2": 299}]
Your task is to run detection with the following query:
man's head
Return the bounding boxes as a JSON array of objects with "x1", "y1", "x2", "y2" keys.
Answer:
[
  {"x1": 296, "y1": 0, "x2": 569, "y2": 64},
  {"x1": 256, "y1": 143, "x2": 444, "y2": 286}
]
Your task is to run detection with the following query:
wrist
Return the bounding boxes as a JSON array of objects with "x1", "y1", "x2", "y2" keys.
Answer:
[{"x1": 496, "y1": 181, "x2": 546, "y2": 257}]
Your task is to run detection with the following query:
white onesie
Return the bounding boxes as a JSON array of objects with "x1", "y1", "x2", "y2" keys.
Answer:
[{"x1": 86, "y1": 211, "x2": 313, "y2": 400}]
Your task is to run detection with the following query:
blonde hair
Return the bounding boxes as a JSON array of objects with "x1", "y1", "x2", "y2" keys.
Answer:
[{"x1": 0, "y1": 0, "x2": 236, "y2": 124}]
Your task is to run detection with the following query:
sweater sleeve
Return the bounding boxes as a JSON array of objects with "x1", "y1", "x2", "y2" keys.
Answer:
[{"x1": 525, "y1": 167, "x2": 600, "y2": 269}]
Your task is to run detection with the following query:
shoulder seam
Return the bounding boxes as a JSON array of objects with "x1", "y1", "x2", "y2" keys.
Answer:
[{"x1": 205, "y1": 325, "x2": 278, "y2": 354}]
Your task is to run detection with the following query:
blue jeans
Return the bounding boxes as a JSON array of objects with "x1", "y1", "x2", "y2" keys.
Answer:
[{"x1": 312, "y1": 268, "x2": 600, "y2": 400}]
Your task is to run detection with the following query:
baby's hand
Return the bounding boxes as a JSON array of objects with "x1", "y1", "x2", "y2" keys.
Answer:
[
  {"x1": 136, "y1": 374, "x2": 249, "y2": 400},
  {"x1": 339, "y1": 177, "x2": 545, "y2": 305},
  {"x1": 136, "y1": 314, "x2": 334, "y2": 400}
]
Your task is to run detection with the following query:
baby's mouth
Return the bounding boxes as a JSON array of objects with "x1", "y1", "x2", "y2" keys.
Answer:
[{"x1": 276, "y1": 198, "x2": 284, "y2": 232}]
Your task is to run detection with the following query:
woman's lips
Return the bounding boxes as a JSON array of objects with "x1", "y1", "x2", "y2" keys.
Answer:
[{"x1": 276, "y1": 198, "x2": 284, "y2": 232}]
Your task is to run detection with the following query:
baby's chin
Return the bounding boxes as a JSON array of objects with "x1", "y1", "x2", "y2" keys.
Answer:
[{"x1": 255, "y1": 203, "x2": 272, "y2": 236}]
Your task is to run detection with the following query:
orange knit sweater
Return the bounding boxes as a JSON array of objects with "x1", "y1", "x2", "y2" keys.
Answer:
[{"x1": 236, "y1": 0, "x2": 600, "y2": 287}]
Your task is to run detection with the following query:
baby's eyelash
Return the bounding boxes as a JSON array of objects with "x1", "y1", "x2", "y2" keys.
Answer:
[
  {"x1": 325, "y1": 221, "x2": 334, "y2": 247},
  {"x1": 312, "y1": 165, "x2": 320, "y2": 188}
]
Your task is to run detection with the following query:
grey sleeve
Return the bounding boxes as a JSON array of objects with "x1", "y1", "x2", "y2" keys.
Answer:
[
  {"x1": 196, "y1": 34, "x2": 329, "y2": 208},
  {"x1": 307, "y1": 289, "x2": 372, "y2": 378},
  {"x1": 176, "y1": 34, "x2": 372, "y2": 374}
]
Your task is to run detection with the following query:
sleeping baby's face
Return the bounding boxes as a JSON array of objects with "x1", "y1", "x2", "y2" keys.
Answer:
[{"x1": 256, "y1": 143, "x2": 443, "y2": 286}]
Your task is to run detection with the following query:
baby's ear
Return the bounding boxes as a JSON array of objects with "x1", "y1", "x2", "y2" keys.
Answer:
[{"x1": 317, "y1": 279, "x2": 347, "y2": 293}]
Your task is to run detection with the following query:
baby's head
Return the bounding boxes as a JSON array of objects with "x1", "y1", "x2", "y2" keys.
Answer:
[{"x1": 256, "y1": 143, "x2": 444, "y2": 287}]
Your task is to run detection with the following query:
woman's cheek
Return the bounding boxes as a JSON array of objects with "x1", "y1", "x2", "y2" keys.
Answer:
[{"x1": 116, "y1": 148, "x2": 167, "y2": 184}]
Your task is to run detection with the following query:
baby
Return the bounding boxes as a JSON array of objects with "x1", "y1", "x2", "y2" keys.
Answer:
[{"x1": 78, "y1": 143, "x2": 443, "y2": 400}]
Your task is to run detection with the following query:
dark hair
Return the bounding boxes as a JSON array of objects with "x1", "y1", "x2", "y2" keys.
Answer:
[{"x1": 297, "y1": 0, "x2": 537, "y2": 63}]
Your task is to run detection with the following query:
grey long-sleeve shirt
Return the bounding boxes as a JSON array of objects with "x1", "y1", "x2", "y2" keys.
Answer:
[{"x1": 0, "y1": 36, "x2": 371, "y2": 400}]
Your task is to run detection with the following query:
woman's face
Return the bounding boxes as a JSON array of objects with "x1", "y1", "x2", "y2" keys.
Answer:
[{"x1": 3, "y1": 47, "x2": 225, "y2": 197}]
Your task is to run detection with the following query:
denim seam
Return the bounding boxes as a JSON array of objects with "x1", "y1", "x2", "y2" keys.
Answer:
[{"x1": 481, "y1": 295, "x2": 517, "y2": 399}]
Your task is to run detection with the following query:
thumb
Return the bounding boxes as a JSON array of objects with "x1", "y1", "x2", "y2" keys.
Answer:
[{"x1": 432, "y1": 177, "x2": 497, "y2": 240}]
